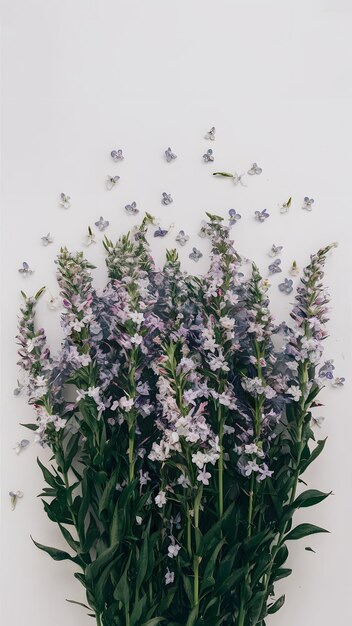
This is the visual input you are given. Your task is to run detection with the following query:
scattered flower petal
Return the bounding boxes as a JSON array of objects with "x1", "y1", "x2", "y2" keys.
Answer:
[
  {"x1": 205, "y1": 126, "x2": 216, "y2": 140},
  {"x1": 254, "y1": 209, "x2": 270, "y2": 222},
  {"x1": 13, "y1": 439, "x2": 30, "y2": 454},
  {"x1": 228, "y1": 209, "x2": 241, "y2": 225},
  {"x1": 189, "y1": 247, "x2": 203, "y2": 262},
  {"x1": 247, "y1": 163, "x2": 262, "y2": 175},
  {"x1": 83, "y1": 226, "x2": 96, "y2": 246},
  {"x1": 302, "y1": 196, "x2": 314, "y2": 211},
  {"x1": 278, "y1": 278, "x2": 294, "y2": 294},
  {"x1": 125, "y1": 202, "x2": 139, "y2": 216},
  {"x1": 161, "y1": 192, "x2": 173, "y2": 205},
  {"x1": 203, "y1": 149, "x2": 214, "y2": 162},
  {"x1": 111, "y1": 149, "x2": 124, "y2": 161},
  {"x1": 106, "y1": 175, "x2": 120, "y2": 190},
  {"x1": 269, "y1": 244, "x2": 283, "y2": 257},
  {"x1": 41, "y1": 233, "x2": 54, "y2": 246},
  {"x1": 9, "y1": 490, "x2": 23, "y2": 510},
  {"x1": 268, "y1": 259, "x2": 282, "y2": 274},
  {"x1": 279, "y1": 197, "x2": 292, "y2": 214},
  {"x1": 165, "y1": 147, "x2": 177, "y2": 162},
  {"x1": 60, "y1": 193, "x2": 71, "y2": 209},
  {"x1": 95, "y1": 216, "x2": 110, "y2": 231},
  {"x1": 175, "y1": 230, "x2": 189, "y2": 246},
  {"x1": 18, "y1": 262, "x2": 33, "y2": 277}
]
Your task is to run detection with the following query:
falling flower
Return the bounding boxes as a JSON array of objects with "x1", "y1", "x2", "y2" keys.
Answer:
[
  {"x1": 9, "y1": 490, "x2": 23, "y2": 510},
  {"x1": 203, "y1": 149, "x2": 214, "y2": 162},
  {"x1": 228, "y1": 209, "x2": 241, "y2": 225},
  {"x1": 247, "y1": 163, "x2": 262, "y2": 175},
  {"x1": 205, "y1": 126, "x2": 216, "y2": 140},
  {"x1": 60, "y1": 193, "x2": 71, "y2": 209},
  {"x1": 268, "y1": 259, "x2": 282, "y2": 274},
  {"x1": 175, "y1": 230, "x2": 189, "y2": 246},
  {"x1": 189, "y1": 247, "x2": 203, "y2": 262},
  {"x1": 154, "y1": 227, "x2": 169, "y2": 238},
  {"x1": 165, "y1": 147, "x2": 177, "y2": 162},
  {"x1": 290, "y1": 261, "x2": 299, "y2": 276},
  {"x1": 111, "y1": 149, "x2": 124, "y2": 161},
  {"x1": 278, "y1": 278, "x2": 294, "y2": 294},
  {"x1": 302, "y1": 196, "x2": 314, "y2": 211},
  {"x1": 13, "y1": 439, "x2": 30, "y2": 454},
  {"x1": 47, "y1": 293, "x2": 60, "y2": 310},
  {"x1": 41, "y1": 233, "x2": 54, "y2": 246},
  {"x1": 161, "y1": 192, "x2": 173, "y2": 205},
  {"x1": 125, "y1": 202, "x2": 139, "y2": 215},
  {"x1": 106, "y1": 175, "x2": 120, "y2": 190},
  {"x1": 279, "y1": 197, "x2": 292, "y2": 214},
  {"x1": 18, "y1": 262, "x2": 33, "y2": 277},
  {"x1": 254, "y1": 209, "x2": 270, "y2": 222},
  {"x1": 213, "y1": 171, "x2": 246, "y2": 186},
  {"x1": 269, "y1": 244, "x2": 283, "y2": 257},
  {"x1": 83, "y1": 226, "x2": 96, "y2": 246},
  {"x1": 331, "y1": 377, "x2": 345, "y2": 388},
  {"x1": 95, "y1": 216, "x2": 109, "y2": 231},
  {"x1": 312, "y1": 416, "x2": 325, "y2": 428}
]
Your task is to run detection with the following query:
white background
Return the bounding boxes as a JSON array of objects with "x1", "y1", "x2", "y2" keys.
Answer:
[{"x1": 1, "y1": 1, "x2": 352, "y2": 624}]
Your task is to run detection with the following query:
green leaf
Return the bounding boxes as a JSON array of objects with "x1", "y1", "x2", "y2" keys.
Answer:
[
  {"x1": 113, "y1": 553, "x2": 132, "y2": 606},
  {"x1": 20, "y1": 422, "x2": 39, "y2": 431},
  {"x1": 292, "y1": 489, "x2": 331, "y2": 509},
  {"x1": 135, "y1": 519, "x2": 151, "y2": 595},
  {"x1": 86, "y1": 542, "x2": 120, "y2": 590},
  {"x1": 66, "y1": 599, "x2": 92, "y2": 610},
  {"x1": 285, "y1": 523, "x2": 329, "y2": 541},
  {"x1": 31, "y1": 536, "x2": 80, "y2": 564},
  {"x1": 141, "y1": 619, "x2": 165, "y2": 626},
  {"x1": 300, "y1": 438, "x2": 327, "y2": 474},
  {"x1": 273, "y1": 567, "x2": 292, "y2": 581},
  {"x1": 267, "y1": 595, "x2": 285, "y2": 614},
  {"x1": 248, "y1": 590, "x2": 267, "y2": 623}
]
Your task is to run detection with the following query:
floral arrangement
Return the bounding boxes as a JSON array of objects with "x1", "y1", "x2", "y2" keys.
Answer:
[{"x1": 16, "y1": 211, "x2": 337, "y2": 626}]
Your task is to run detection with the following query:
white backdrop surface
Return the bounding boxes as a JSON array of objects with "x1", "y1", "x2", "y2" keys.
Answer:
[{"x1": 1, "y1": 1, "x2": 352, "y2": 624}]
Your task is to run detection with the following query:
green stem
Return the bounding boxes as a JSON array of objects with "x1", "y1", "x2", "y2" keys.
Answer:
[
  {"x1": 218, "y1": 414, "x2": 224, "y2": 518},
  {"x1": 187, "y1": 506, "x2": 192, "y2": 558},
  {"x1": 193, "y1": 487, "x2": 202, "y2": 609},
  {"x1": 95, "y1": 614, "x2": 102, "y2": 626},
  {"x1": 128, "y1": 423, "x2": 135, "y2": 483}
]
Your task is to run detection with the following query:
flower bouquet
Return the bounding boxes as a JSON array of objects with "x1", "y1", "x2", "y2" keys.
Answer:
[{"x1": 16, "y1": 213, "x2": 335, "y2": 626}]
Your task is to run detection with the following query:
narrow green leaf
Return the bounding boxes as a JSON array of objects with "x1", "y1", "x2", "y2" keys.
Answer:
[
  {"x1": 31, "y1": 536, "x2": 80, "y2": 564},
  {"x1": 292, "y1": 489, "x2": 332, "y2": 509},
  {"x1": 285, "y1": 523, "x2": 329, "y2": 541},
  {"x1": 267, "y1": 595, "x2": 285, "y2": 614}
]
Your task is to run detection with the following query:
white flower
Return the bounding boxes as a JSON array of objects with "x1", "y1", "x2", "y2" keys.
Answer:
[
  {"x1": 197, "y1": 469, "x2": 211, "y2": 485},
  {"x1": 168, "y1": 543, "x2": 181, "y2": 559},
  {"x1": 76, "y1": 388, "x2": 86, "y2": 402},
  {"x1": 155, "y1": 490, "x2": 167, "y2": 508},
  {"x1": 129, "y1": 311, "x2": 144, "y2": 325},
  {"x1": 177, "y1": 473, "x2": 191, "y2": 488},
  {"x1": 286, "y1": 385, "x2": 302, "y2": 402},
  {"x1": 54, "y1": 417, "x2": 66, "y2": 431},
  {"x1": 192, "y1": 451, "x2": 207, "y2": 469},
  {"x1": 220, "y1": 315, "x2": 235, "y2": 330},
  {"x1": 131, "y1": 333, "x2": 143, "y2": 345},
  {"x1": 87, "y1": 386, "x2": 101, "y2": 403},
  {"x1": 165, "y1": 568, "x2": 175, "y2": 585},
  {"x1": 136, "y1": 516, "x2": 143, "y2": 525},
  {"x1": 244, "y1": 460, "x2": 259, "y2": 476},
  {"x1": 119, "y1": 396, "x2": 134, "y2": 411}
]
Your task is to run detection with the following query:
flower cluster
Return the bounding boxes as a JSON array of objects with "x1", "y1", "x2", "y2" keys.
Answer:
[{"x1": 16, "y1": 215, "x2": 337, "y2": 626}]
